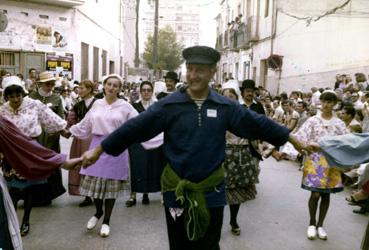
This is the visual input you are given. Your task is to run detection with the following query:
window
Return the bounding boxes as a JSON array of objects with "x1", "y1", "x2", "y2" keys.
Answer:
[
  {"x1": 178, "y1": 25, "x2": 182, "y2": 31},
  {"x1": 265, "y1": 0, "x2": 270, "y2": 18},
  {"x1": 244, "y1": 61, "x2": 250, "y2": 79},
  {"x1": 235, "y1": 62, "x2": 239, "y2": 80},
  {"x1": 102, "y1": 50, "x2": 107, "y2": 76},
  {"x1": 0, "y1": 52, "x2": 15, "y2": 66}
]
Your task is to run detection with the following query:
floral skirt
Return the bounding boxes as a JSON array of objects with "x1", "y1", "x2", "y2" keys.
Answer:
[
  {"x1": 223, "y1": 144, "x2": 260, "y2": 203},
  {"x1": 301, "y1": 152, "x2": 343, "y2": 193},
  {"x1": 79, "y1": 175, "x2": 127, "y2": 199}
]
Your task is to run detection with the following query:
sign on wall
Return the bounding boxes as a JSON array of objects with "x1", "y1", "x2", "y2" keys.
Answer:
[{"x1": 46, "y1": 54, "x2": 73, "y2": 78}]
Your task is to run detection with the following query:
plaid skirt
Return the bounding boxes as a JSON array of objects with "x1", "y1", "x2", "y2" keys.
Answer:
[{"x1": 79, "y1": 175, "x2": 127, "y2": 199}]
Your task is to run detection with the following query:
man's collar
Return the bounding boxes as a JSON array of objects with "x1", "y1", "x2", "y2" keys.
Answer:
[{"x1": 161, "y1": 88, "x2": 230, "y2": 105}]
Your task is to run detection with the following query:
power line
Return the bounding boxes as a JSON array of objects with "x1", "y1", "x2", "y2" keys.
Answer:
[{"x1": 279, "y1": 0, "x2": 352, "y2": 26}]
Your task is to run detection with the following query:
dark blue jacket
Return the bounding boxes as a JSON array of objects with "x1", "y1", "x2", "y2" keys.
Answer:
[{"x1": 102, "y1": 88, "x2": 289, "y2": 207}]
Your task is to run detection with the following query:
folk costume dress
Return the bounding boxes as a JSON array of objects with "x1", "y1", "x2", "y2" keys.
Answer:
[
  {"x1": 0, "y1": 115, "x2": 66, "y2": 250},
  {"x1": 222, "y1": 100, "x2": 265, "y2": 204},
  {"x1": 67, "y1": 97, "x2": 96, "y2": 195},
  {"x1": 28, "y1": 89, "x2": 66, "y2": 204},
  {"x1": 70, "y1": 98, "x2": 138, "y2": 199},
  {"x1": 128, "y1": 101, "x2": 166, "y2": 194},
  {"x1": 294, "y1": 113, "x2": 348, "y2": 193},
  {"x1": 0, "y1": 97, "x2": 67, "y2": 189},
  {"x1": 223, "y1": 132, "x2": 260, "y2": 204}
]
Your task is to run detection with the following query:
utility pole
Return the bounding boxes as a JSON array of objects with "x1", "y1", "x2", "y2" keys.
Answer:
[
  {"x1": 134, "y1": 0, "x2": 140, "y2": 68},
  {"x1": 152, "y1": 0, "x2": 159, "y2": 79}
]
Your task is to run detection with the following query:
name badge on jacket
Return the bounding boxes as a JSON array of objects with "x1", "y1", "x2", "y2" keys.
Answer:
[{"x1": 207, "y1": 109, "x2": 217, "y2": 118}]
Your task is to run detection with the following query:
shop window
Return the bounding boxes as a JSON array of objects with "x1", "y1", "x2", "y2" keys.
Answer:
[{"x1": 0, "y1": 52, "x2": 15, "y2": 66}]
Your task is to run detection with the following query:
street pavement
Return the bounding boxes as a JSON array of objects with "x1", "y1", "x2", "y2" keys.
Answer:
[{"x1": 19, "y1": 138, "x2": 368, "y2": 250}]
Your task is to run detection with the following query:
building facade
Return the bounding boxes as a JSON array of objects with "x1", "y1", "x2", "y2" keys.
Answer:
[
  {"x1": 139, "y1": 0, "x2": 200, "y2": 55},
  {"x1": 216, "y1": 0, "x2": 369, "y2": 94},
  {"x1": 0, "y1": 0, "x2": 134, "y2": 82}
]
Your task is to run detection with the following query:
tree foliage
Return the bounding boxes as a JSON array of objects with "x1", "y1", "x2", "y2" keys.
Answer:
[{"x1": 142, "y1": 25, "x2": 184, "y2": 71}]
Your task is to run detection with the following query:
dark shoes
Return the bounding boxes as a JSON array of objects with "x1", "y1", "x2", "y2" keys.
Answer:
[
  {"x1": 353, "y1": 207, "x2": 369, "y2": 214},
  {"x1": 79, "y1": 197, "x2": 93, "y2": 207},
  {"x1": 125, "y1": 198, "x2": 136, "y2": 207},
  {"x1": 20, "y1": 222, "x2": 30, "y2": 236},
  {"x1": 230, "y1": 222, "x2": 241, "y2": 236},
  {"x1": 126, "y1": 194, "x2": 150, "y2": 207},
  {"x1": 142, "y1": 194, "x2": 150, "y2": 205},
  {"x1": 346, "y1": 195, "x2": 368, "y2": 206}
]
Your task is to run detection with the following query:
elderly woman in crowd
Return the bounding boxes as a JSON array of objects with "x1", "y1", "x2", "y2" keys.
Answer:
[
  {"x1": 0, "y1": 76, "x2": 69, "y2": 236},
  {"x1": 28, "y1": 71, "x2": 68, "y2": 206},
  {"x1": 70, "y1": 74, "x2": 138, "y2": 237},
  {"x1": 220, "y1": 80, "x2": 263, "y2": 236},
  {"x1": 67, "y1": 80, "x2": 97, "y2": 207},
  {"x1": 126, "y1": 81, "x2": 165, "y2": 207}
]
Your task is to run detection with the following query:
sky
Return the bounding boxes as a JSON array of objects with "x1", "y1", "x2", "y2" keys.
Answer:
[{"x1": 198, "y1": 0, "x2": 220, "y2": 48}]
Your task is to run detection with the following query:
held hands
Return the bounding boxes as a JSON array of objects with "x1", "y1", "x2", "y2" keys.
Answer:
[
  {"x1": 61, "y1": 157, "x2": 83, "y2": 170},
  {"x1": 288, "y1": 135, "x2": 321, "y2": 154},
  {"x1": 81, "y1": 145, "x2": 104, "y2": 168},
  {"x1": 288, "y1": 134, "x2": 306, "y2": 153},
  {"x1": 60, "y1": 129, "x2": 72, "y2": 139},
  {"x1": 306, "y1": 142, "x2": 321, "y2": 152}
]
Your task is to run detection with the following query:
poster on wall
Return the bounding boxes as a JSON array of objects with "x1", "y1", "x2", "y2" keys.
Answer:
[
  {"x1": 35, "y1": 27, "x2": 69, "y2": 51},
  {"x1": 46, "y1": 54, "x2": 73, "y2": 79},
  {"x1": 36, "y1": 26, "x2": 52, "y2": 45},
  {"x1": 52, "y1": 30, "x2": 68, "y2": 48}
]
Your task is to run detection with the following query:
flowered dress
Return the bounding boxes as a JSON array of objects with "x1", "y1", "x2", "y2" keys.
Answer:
[
  {"x1": 223, "y1": 132, "x2": 260, "y2": 204},
  {"x1": 295, "y1": 113, "x2": 348, "y2": 193},
  {"x1": 0, "y1": 97, "x2": 66, "y2": 189}
]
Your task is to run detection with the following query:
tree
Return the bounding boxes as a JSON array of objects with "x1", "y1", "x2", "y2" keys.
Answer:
[{"x1": 142, "y1": 25, "x2": 184, "y2": 72}]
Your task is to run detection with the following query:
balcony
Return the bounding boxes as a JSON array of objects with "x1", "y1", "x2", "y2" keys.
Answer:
[
  {"x1": 21, "y1": 0, "x2": 85, "y2": 7},
  {"x1": 236, "y1": 23, "x2": 247, "y2": 49},
  {"x1": 246, "y1": 16, "x2": 259, "y2": 43},
  {"x1": 229, "y1": 28, "x2": 238, "y2": 51},
  {"x1": 215, "y1": 33, "x2": 223, "y2": 50},
  {"x1": 224, "y1": 30, "x2": 229, "y2": 48},
  {"x1": 235, "y1": 16, "x2": 259, "y2": 49}
]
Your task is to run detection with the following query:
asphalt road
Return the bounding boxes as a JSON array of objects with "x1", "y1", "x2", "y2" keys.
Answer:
[{"x1": 18, "y1": 138, "x2": 368, "y2": 250}]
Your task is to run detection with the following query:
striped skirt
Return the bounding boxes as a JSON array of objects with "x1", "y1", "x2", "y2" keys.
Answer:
[{"x1": 79, "y1": 175, "x2": 127, "y2": 199}]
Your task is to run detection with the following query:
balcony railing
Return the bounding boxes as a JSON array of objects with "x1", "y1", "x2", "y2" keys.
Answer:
[
  {"x1": 229, "y1": 28, "x2": 238, "y2": 51},
  {"x1": 224, "y1": 30, "x2": 229, "y2": 48},
  {"x1": 22, "y1": 0, "x2": 85, "y2": 7},
  {"x1": 215, "y1": 33, "x2": 223, "y2": 50},
  {"x1": 236, "y1": 23, "x2": 247, "y2": 49}
]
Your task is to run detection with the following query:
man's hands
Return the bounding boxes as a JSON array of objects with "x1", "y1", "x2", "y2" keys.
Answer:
[
  {"x1": 288, "y1": 134, "x2": 307, "y2": 153},
  {"x1": 81, "y1": 145, "x2": 104, "y2": 168}
]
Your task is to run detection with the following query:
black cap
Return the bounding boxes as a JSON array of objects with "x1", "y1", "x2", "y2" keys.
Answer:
[
  {"x1": 164, "y1": 71, "x2": 179, "y2": 82},
  {"x1": 240, "y1": 79, "x2": 257, "y2": 91},
  {"x1": 182, "y1": 46, "x2": 221, "y2": 65}
]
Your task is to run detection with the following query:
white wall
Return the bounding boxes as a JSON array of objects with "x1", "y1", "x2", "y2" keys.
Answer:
[
  {"x1": 266, "y1": 0, "x2": 369, "y2": 93},
  {"x1": 0, "y1": 0, "x2": 74, "y2": 52},
  {"x1": 0, "y1": 0, "x2": 125, "y2": 81},
  {"x1": 216, "y1": 0, "x2": 369, "y2": 94},
  {"x1": 76, "y1": 0, "x2": 124, "y2": 80}
]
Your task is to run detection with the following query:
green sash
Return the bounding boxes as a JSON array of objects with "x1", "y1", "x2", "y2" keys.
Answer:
[{"x1": 161, "y1": 164, "x2": 224, "y2": 241}]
